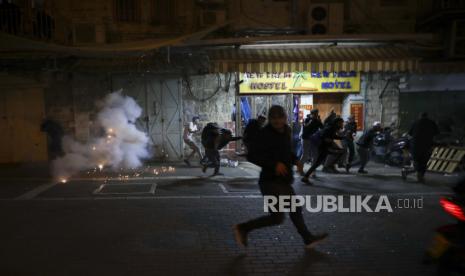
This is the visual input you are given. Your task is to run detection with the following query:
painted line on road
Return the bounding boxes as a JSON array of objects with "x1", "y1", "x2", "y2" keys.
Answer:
[
  {"x1": 218, "y1": 183, "x2": 261, "y2": 194},
  {"x1": 1, "y1": 194, "x2": 263, "y2": 201},
  {"x1": 0, "y1": 173, "x2": 414, "y2": 183},
  {"x1": 92, "y1": 183, "x2": 157, "y2": 195},
  {"x1": 1, "y1": 191, "x2": 452, "y2": 202},
  {"x1": 2, "y1": 175, "x2": 259, "y2": 183},
  {"x1": 15, "y1": 182, "x2": 58, "y2": 200}
]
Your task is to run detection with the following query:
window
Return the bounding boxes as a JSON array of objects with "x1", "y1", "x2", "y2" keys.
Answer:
[{"x1": 114, "y1": 0, "x2": 140, "y2": 22}]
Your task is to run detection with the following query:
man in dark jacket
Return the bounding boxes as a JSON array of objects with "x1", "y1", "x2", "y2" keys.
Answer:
[
  {"x1": 323, "y1": 109, "x2": 337, "y2": 126},
  {"x1": 201, "y1": 123, "x2": 241, "y2": 176},
  {"x1": 340, "y1": 116, "x2": 357, "y2": 172},
  {"x1": 301, "y1": 117, "x2": 344, "y2": 184},
  {"x1": 408, "y1": 112, "x2": 439, "y2": 182},
  {"x1": 243, "y1": 115, "x2": 266, "y2": 152},
  {"x1": 300, "y1": 109, "x2": 323, "y2": 164},
  {"x1": 201, "y1": 123, "x2": 221, "y2": 175},
  {"x1": 355, "y1": 122, "x2": 382, "y2": 174},
  {"x1": 234, "y1": 105, "x2": 328, "y2": 249}
]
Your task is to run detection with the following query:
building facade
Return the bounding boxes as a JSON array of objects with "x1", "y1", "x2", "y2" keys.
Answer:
[{"x1": 1, "y1": 0, "x2": 464, "y2": 163}]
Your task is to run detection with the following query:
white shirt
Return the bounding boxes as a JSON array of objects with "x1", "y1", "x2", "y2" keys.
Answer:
[{"x1": 183, "y1": 122, "x2": 198, "y2": 141}]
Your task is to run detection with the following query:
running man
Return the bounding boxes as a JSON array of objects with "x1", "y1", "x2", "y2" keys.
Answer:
[
  {"x1": 233, "y1": 105, "x2": 328, "y2": 248},
  {"x1": 183, "y1": 116, "x2": 203, "y2": 166}
]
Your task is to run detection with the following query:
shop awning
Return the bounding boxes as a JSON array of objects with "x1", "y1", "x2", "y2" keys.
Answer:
[{"x1": 208, "y1": 46, "x2": 419, "y2": 73}]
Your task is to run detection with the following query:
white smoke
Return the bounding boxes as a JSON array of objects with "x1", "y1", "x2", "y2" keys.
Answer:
[{"x1": 52, "y1": 91, "x2": 151, "y2": 182}]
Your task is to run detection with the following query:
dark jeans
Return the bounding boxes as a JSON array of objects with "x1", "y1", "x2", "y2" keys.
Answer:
[
  {"x1": 204, "y1": 148, "x2": 220, "y2": 173},
  {"x1": 357, "y1": 146, "x2": 370, "y2": 170},
  {"x1": 304, "y1": 147, "x2": 329, "y2": 178},
  {"x1": 343, "y1": 139, "x2": 355, "y2": 165},
  {"x1": 239, "y1": 180, "x2": 313, "y2": 244},
  {"x1": 413, "y1": 149, "x2": 432, "y2": 176}
]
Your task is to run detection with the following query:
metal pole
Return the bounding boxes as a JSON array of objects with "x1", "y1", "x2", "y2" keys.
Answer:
[{"x1": 234, "y1": 72, "x2": 242, "y2": 152}]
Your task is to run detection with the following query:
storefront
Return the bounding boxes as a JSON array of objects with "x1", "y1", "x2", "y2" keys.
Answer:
[
  {"x1": 207, "y1": 45, "x2": 419, "y2": 152},
  {"x1": 238, "y1": 70, "x2": 361, "y2": 126}
]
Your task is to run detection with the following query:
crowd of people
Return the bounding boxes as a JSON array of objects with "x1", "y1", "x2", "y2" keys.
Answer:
[
  {"x1": 232, "y1": 105, "x2": 441, "y2": 248},
  {"x1": 183, "y1": 106, "x2": 440, "y2": 184},
  {"x1": 181, "y1": 106, "x2": 442, "y2": 249}
]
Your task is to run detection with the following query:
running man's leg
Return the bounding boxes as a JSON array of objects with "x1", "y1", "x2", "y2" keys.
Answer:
[
  {"x1": 212, "y1": 149, "x2": 220, "y2": 175},
  {"x1": 236, "y1": 182, "x2": 324, "y2": 246},
  {"x1": 357, "y1": 146, "x2": 369, "y2": 171},
  {"x1": 300, "y1": 139, "x2": 311, "y2": 163},
  {"x1": 184, "y1": 139, "x2": 203, "y2": 161},
  {"x1": 304, "y1": 149, "x2": 328, "y2": 178},
  {"x1": 239, "y1": 181, "x2": 287, "y2": 233}
]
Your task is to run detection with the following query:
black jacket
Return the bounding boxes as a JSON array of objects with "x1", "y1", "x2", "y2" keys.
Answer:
[
  {"x1": 248, "y1": 124, "x2": 297, "y2": 185},
  {"x1": 343, "y1": 121, "x2": 357, "y2": 140},
  {"x1": 201, "y1": 123, "x2": 220, "y2": 149},
  {"x1": 409, "y1": 117, "x2": 439, "y2": 152},
  {"x1": 311, "y1": 124, "x2": 343, "y2": 149},
  {"x1": 302, "y1": 118, "x2": 323, "y2": 140},
  {"x1": 243, "y1": 119, "x2": 263, "y2": 147},
  {"x1": 356, "y1": 127, "x2": 378, "y2": 148}
]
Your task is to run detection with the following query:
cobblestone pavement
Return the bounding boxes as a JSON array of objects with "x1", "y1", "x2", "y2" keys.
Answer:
[{"x1": 0, "y1": 162, "x2": 461, "y2": 276}]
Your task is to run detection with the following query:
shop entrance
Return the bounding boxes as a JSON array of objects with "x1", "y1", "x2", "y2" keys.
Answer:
[
  {"x1": 240, "y1": 95, "x2": 293, "y2": 121},
  {"x1": 313, "y1": 94, "x2": 344, "y2": 122}
]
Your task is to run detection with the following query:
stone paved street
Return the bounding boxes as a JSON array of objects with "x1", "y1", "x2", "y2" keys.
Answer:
[{"x1": 0, "y1": 162, "x2": 461, "y2": 276}]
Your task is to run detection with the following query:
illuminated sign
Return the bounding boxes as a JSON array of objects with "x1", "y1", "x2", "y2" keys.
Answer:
[{"x1": 239, "y1": 71, "x2": 360, "y2": 94}]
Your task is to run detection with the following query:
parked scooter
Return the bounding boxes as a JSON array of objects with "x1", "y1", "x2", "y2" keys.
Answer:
[
  {"x1": 373, "y1": 127, "x2": 412, "y2": 167},
  {"x1": 387, "y1": 134, "x2": 412, "y2": 168},
  {"x1": 424, "y1": 178, "x2": 465, "y2": 275},
  {"x1": 372, "y1": 127, "x2": 393, "y2": 162}
]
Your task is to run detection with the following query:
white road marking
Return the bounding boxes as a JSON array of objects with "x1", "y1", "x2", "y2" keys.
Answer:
[
  {"x1": 1, "y1": 194, "x2": 263, "y2": 201},
  {"x1": 15, "y1": 182, "x2": 58, "y2": 200},
  {"x1": 218, "y1": 183, "x2": 229, "y2": 193},
  {"x1": 92, "y1": 183, "x2": 157, "y2": 195},
  {"x1": 1, "y1": 191, "x2": 451, "y2": 202},
  {"x1": 218, "y1": 183, "x2": 260, "y2": 194}
]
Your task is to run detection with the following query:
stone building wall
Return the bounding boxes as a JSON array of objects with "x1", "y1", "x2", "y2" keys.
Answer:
[
  {"x1": 181, "y1": 73, "x2": 237, "y2": 158},
  {"x1": 182, "y1": 73, "x2": 236, "y2": 125},
  {"x1": 364, "y1": 73, "x2": 401, "y2": 134}
]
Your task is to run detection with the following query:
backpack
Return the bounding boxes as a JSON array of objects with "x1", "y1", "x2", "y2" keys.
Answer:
[{"x1": 201, "y1": 123, "x2": 220, "y2": 148}]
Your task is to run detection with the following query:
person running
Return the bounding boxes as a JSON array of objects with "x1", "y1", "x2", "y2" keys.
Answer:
[
  {"x1": 300, "y1": 109, "x2": 323, "y2": 164},
  {"x1": 233, "y1": 105, "x2": 328, "y2": 248},
  {"x1": 243, "y1": 115, "x2": 266, "y2": 152},
  {"x1": 355, "y1": 121, "x2": 382, "y2": 174},
  {"x1": 301, "y1": 117, "x2": 344, "y2": 184},
  {"x1": 183, "y1": 116, "x2": 203, "y2": 166},
  {"x1": 323, "y1": 109, "x2": 337, "y2": 126},
  {"x1": 405, "y1": 112, "x2": 439, "y2": 183},
  {"x1": 341, "y1": 115, "x2": 357, "y2": 172},
  {"x1": 201, "y1": 122, "x2": 221, "y2": 175},
  {"x1": 201, "y1": 123, "x2": 241, "y2": 176}
]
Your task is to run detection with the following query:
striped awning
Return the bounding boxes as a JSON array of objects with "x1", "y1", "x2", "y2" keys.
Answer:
[{"x1": 208, "y1": 46, "x2": 419, "y2": 73}]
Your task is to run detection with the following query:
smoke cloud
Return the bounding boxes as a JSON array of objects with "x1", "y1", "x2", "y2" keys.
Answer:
[{"x1": 52, "y1": 91, "x2": 151, "y2": 182}]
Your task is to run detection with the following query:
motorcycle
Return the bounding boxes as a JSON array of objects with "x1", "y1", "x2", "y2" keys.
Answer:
[
  {"x1": 372, "y1": 127, "x2": 393, "y2": 162},
  {"x1": 373, "y1": 128, "x2": 412, "y2": 167},
  {"x1": 386, "y1": 134, "x2": 412, "y2": 168},
  {"x1": 424, "y1": 178, "x2": 465, "y2": 275}
]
